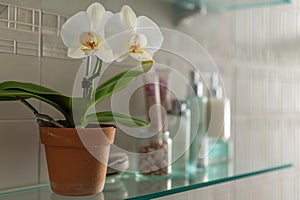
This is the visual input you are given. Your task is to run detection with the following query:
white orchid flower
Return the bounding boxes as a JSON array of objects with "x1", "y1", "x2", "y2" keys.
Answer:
[
  {"x1": 60, "y1": 2, "x2": 114, "y2": 62},
  {"x1": 104, "y1": 5, "x2": 163, "y2": 62}
]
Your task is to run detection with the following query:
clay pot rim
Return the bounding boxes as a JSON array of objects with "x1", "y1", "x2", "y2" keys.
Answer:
[
  {"x1": 39, "y1": 123, "x2": 116, "y2": 130},
  {"x1": 39, "y1": 124, "x2": 116, "y2": 147}
]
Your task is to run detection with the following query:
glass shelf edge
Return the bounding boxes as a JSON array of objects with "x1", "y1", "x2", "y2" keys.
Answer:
[
  {"x1": 0, "y1": 163, "x2": 293, "y2": 200},
  {"x1": 224, "y1": 0, "x2": 291, "y2": 10},
  {"x1": 0, "y1": 183, "x2": 50, "y2": 197},
  {"x1": 125, "y1": 163, "x2": 293, "y2": 200}
]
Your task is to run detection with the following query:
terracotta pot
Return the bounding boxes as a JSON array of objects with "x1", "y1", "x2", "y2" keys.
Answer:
[{"x1": 39, "y1": 124, "x2": 116, "y2": 196}]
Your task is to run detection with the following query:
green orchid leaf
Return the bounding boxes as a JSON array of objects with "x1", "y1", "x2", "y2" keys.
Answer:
[
  {"x1": 71, "y1": 97, "x2": 94, "y2": 127},
  {"x1": 84, "y1": 111, "x2": 149, "y2": 127},
  {"x1": 0, "y1": 96, "x2": 19, "y2": 101},
  {"x1": 0, "y1": 81, "x2": 61, "y2": 94},
  {"x1": 94, "y1": 70, "x2": 144, "y2": 104},
  {"x1": 0, "y1": 89, "x2": 66, "y2": 112},
  {"x1": 0, "y1": 81, "x2": 71, "y2": 107},
  {"x1": 0, "y1": 89, "x2": 32, "y2": 101},
  {"x1": 0, "y1": 81, "x2": 72, "y2": 122},
  {"x1": 82, "y1": 70, "x2": 145, "y2": 125}
]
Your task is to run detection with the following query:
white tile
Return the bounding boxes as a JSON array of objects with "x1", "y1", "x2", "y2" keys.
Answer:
[
  {"x1": 42, "y1": 35, "x2": 67, "y2": 58},
  {"x1": 0, "y1": 0, "x2": 41, "y2": 10},
  {"x1": 191, "y1": 186, "x2": 214, "y2": 200},
  {"x1": 250, "y1": 175, "x2": 267, "y2": 200},
  {"x1": 295, "y1": 78, "x2": 300, "y2": 112},
  {"x1": 40, "y1": 57, "x2": 80, "y2": 119},
  {"x1": 0, "y1": 121, "x2": 39, "y2": 190},
  {"x1": 213, "y1": 182, "x2": 233, "y2": 200},
  {"x1": 0, "y1": 53, "x2": 39, "y2": 120},
  {"x1": 266, "y1": 120, "x2": 282, "y2": 166},
  {"x1": 39, "y1": 144, "x2": 49, "y2": 184},
  {"x1": 0, "y1": 27, "x2": 39, "y2": 44},
  {"x1": 234, "y1": 120, "x2": 250, "y2": 173},
  {"x1": 281, "y1": 120, "x2": 295, "y2": 164},
  {"x1": 281, "y1": 169, "x2": 296, "y2": 200},
  {"x1": 153, "y1": 191, "x2": 194, "y2": 200},
  {"x1": 40, "y1": 57, "x2": 80, "y2": 96},
  {"x1": 250, "y1": 72, "x2": 268, "y2": 114},
  {"x1": 296, "y1": 120, "x2": 300, "y2": 168},
  {"x1": 249, "y1": 120, "x2": 267, "y2": 169},
  {"x1": 281, "y1": 80, "x2": 295, "y2": 113},
  {"x1": 234, "y1": 178, "x2": 252, "y2": 200},
  {"x1": 235, "y1": 70, "x2": 250, "y2": 114},
  {"x1": 42, "y1": 12, "x2": 57, "y2": 28},
  {"x1": 296, "y1": 175, "x2": 300, "y2": 200},
  {"x1": 265, "y1": 171, "x2": 281, "y2": 200},
  {"x1": 267, "y1": 73, "x2": 281, "y2": 113}
]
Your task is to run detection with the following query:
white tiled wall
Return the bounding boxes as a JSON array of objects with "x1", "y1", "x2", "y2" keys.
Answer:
[
  {"x1": 0, "y1": 0, "x2": 300, "y2": 199},
  {"x1": 0, "y1": 121, "x2": 39, "y2": 189}
]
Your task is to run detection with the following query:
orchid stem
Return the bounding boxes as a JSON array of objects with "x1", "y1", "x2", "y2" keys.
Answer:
[
  {"x1": 89, "y1": 58, "x2": 102, "y2": 80},
  {"x1": 17, "y1": 97, "x2": 64, "y2": 128},
  {"x1": 88, "y1": 58, "x2": 102, "y2": 99},
  {"x1": 83, "y1": 56, "x2": 92, "y2": 97},
  {"x1": 86, "y1": 56, "x2": 91, "y2": 76}
]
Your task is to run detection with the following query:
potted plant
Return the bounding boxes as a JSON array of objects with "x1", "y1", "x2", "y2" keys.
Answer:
[{"x1": 0, "y1": 3, "x2": 163, "y2": 196}]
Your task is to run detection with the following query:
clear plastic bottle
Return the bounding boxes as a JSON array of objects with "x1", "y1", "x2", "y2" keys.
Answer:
[
  {"x1": 207, "y1": 73, "x2": 231, "y2": 164},
  {"x1": 186, "y1": 71, "x2": 208, "y2": 172},
  {"x1": 168, "y1": 100, "x2": 191, "y2": 176}
]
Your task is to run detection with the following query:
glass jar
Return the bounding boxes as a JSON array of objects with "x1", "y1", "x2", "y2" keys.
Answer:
[{"x1": 138, "y1": 131, "x2": 172, "y2": 176}]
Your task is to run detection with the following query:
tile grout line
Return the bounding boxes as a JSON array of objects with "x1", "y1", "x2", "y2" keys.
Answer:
[{"x1": 37, "y1": 6, "x2": 42, "y2": 185}]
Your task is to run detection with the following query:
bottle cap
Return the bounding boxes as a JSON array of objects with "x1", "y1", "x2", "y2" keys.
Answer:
[
  {"x1": 190, "y1": 70, "x2": 200, "y2": 85},
  {"x1": 211, "y1": 72, "x2": 219, "y2": 89},
  {"x1": 193, "y1": 81, "x2": 204, "y2": 97},
  {"x1": 211, "y1": 72, "x2": 222, "y2": 98},
  {"x1": 170, "y1": 100, "x2": 188, "y2": 115},
  {"x1": 190, "y1": 70, "x2": 203, "y2": 97},
  {"x1": 212, "y1": 86, "x2": 222, "y2": 98}
]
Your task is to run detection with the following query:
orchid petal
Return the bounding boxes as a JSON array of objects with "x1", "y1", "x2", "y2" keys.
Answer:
[
  {"x1": 105, "y1": 34, "x2": 131, "y2": 60},
  {"x1": 68, "y1": 47, "x2": 86, "y2": 58},
  {"x1": 136, "y1": 16, "x2": 163, "y2": 53},
  {"x1": 95, "y1": 44, "x2": 114, "y2": 63},
  {"x1": 60, "y1": 12, "x2": 90, "y2": 48},
  {"x1": 120, "y1": 5, "x2": 137, "y2": 29},
  {"x1": 116, "y1": 53, "x2": 129, "y2": 62},
  {"x1": 86, "y1": 3, "x2": 105, "y2": 32},
  {"x1": 130, "y1": 49, "x2": 152, "y2": 61},
  {"x1": 105, "y1": 13, "x2": 131, "y2": 38},
  {"x1": 105, "y1": 13, "x2": 134, "y2": 59},
  {"x1": 95, "y1": 11, "x2": 113, "y2": 34}
]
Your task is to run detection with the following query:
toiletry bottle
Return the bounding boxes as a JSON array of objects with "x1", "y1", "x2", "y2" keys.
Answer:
[
  {"x1": 138, "y1": 131, "x2": 172, "y2": 176},
  {"x1": 206, "y1": 73, "x2": 231, "y2": 164},
  {"x1": 138, "y1": 74, "x2": 172, "y2": 176},
  {"x1": 186, "y1": 71, "x2": 208, "y2": 172},
  {"x1": 168, "y1": 100, "x2": 191, "y2": 176},
  {"x1": 157, "y1": 68, "x2": 171, "y2": 132}
]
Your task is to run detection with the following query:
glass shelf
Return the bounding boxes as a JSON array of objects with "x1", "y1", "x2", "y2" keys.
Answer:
[
  {"x1": 167, "y1": 0, "x2": 291, "y2": 11},
  {"x1": 167, "y1": 0, "x2": 291, "y2": 25},
  {"x1": 0, "y1": 161, "x2": 292, "y2": 200}
]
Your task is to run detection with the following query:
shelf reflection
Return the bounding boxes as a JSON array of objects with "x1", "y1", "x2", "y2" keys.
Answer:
[
  {"x1": 0, "y1": 161, "x2": 292, "y2": 200},
  {"x1": 51, "y1": 193, "x2": 104, "y2": 200}
]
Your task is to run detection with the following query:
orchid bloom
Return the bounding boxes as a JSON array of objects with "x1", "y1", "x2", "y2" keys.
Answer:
[
  {"x1": 60, "y1": 3, "x2": 113, "y2": 62},
  {"x1": 104, "y1": 5, "x2": 163, "y2": 62}
]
